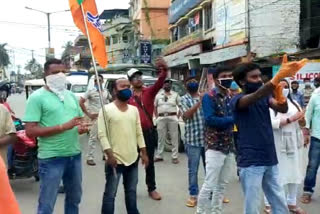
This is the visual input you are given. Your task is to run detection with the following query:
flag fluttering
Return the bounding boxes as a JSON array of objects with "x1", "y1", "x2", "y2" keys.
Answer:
[{"x1": 69, "y1": 0, "x2": 108, "y2": 68}]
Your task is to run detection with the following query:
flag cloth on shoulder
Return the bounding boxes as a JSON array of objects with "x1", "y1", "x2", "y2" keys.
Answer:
[{"x1": 69, "y1": 0, "x2": 108, "y2": 68}]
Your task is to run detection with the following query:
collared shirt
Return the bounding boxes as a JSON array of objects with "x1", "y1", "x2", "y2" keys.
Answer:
[
  {"x1": 98, "y1": 102, "x2": 145, "y2": 166},
  {"x1": 83, "y1": 88, "x2": 111, "y2": 113},
  {"x1": 0, "y1": 105, "x2": 16, "y2": 162},
  {"x1": 154, "y1": 90, "x2": 180, "y2": 120},
  {"x1": 231, "y1": 94, "x2": 278, "y2": 167},
  {"x1": 128, "y1": 71, "x2": 167, "y2": 130},
  {"x1": 202, "y1": 88, "x2": 234, "y2": 154},
  {"x1": 23, "y1": 88, "x2": 83, "y2": 159},
  {"x1": 180, "y1": 93, "x2": 205, "y2": 147},
  {"x1": 291, "y1": 91, "x2": 304, "y2": 108},
  {"x1": 305, "y1": 92, "x2": 320, "y2": 140}
]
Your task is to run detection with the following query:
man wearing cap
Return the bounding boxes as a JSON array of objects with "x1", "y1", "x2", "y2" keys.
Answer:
[
  {"x1": 291, "y1": 80, "x2": 305, "y2": 108},
  {"x1": 127, "y1": 59, "x2": 168, "y2": 200},
  {"x1": 154, "y1": 79, "x2": 181, "y2": 164}
]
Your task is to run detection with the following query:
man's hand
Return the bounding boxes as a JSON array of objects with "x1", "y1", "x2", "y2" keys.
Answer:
[
  {"x1": 271, "y1": 55, "x2": 308, "y2": 85},
  {"x1": 62, "y1": 117, "x2": 82, "y2": 131},
  {"x1": 106, "y1": 152, "x2": 117, "y2": 168},
  {"x1": 290, "y1": 111, "x2": 304, "y2": 123},
  {"x1": 141, "y1": 153, "x2": 149, "y2": 168},
  {"x1": 77, "y1": 123, "x2": 90, "y2": 135},
  {"x1": 303, "y1": 128, "x2": 310, "y2": 147},
  {"x1": 155, "y1": 57, "x2": 168, "y2": 74},
  {"x1": 88, "y1": 113, "x2": 98, "y2": 120}
]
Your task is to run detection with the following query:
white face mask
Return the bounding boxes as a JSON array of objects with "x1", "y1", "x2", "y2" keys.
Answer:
[
  {"x1": 282, "y1": 88, "x2": 289, "y2": 98},
  {"x1": 46, "y1": 72, "x2": 67, "y2": 101}
]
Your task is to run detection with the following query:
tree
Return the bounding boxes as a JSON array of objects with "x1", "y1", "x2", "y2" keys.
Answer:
[
  {"x1": 0, "y1": 43, "x2": 10, "y2": 68},
  {"x1": 62, "y1": 41, "x2": 74, "y2": 60},
  {"x1": 25, "y1": 58, "x2": 43, "y2": 79}
]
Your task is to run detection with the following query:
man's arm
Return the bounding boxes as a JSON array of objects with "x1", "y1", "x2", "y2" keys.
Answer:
[
  {"x1": 180, "y1": 96, "x2": 201, "y2": 120},
  {"x1": 305, "y1": 95, "x2": 315, "y2": 129},
  {"x1": 202, "y1": 94, "x2": 233, "y2": 128},
  {"x1": 0, "y1": 134, "x2": 17, "y2": 146},
  {"x1": 25, "y1": 117, "x2": 81, "y2": 138},
  {"x1": 148, "y1": 70, "x2": 167, "y2": 97},
  {"x1": 236, "y1": 82, "x2": 275, "y2": 109},
  {"x1": 269, "y1": 97, "x2": 288, "y2": 113}
]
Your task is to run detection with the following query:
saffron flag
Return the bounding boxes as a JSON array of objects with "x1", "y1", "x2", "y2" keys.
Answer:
[{"x1": 69, "y1": 0, "x2": 108, "y2": 68}]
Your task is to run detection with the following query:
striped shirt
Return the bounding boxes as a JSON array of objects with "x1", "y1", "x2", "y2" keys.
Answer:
[{"x1": 180, "y1": 93, "x2": 205, "y2": 147}]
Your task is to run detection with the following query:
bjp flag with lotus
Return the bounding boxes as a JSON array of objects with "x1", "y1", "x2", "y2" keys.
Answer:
[{"x1": 69, "y1": 0, "x2": 108, "y2": 68}]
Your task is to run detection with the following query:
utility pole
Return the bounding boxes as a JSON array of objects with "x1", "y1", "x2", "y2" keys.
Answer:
[
  {"x1": 31, "y1": 50, "x2": 34, "y2": 60},
  {"x1": 25, "y1": 6, "x2": 70, "y2": 49}
]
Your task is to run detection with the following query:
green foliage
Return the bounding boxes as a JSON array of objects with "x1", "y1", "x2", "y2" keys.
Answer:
[
  {"x1": 25, "y1": 58, "x2": 43, "y2": 79},
  {"x1": 0, "y1": 43, "x2": 10, "y2": 68}
]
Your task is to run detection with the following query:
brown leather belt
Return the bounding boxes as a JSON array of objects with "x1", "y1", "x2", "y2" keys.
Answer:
[{"x1": 158, "y1": 112, "x2": 177, "y2": 117}]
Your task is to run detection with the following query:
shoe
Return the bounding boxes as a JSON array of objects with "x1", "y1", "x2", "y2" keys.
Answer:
[
  {"x1": 149, "y1": 190, "x2": 162, "y2": 200},
  {"x1": 172, "y1": 158, "x2": 179, "y2": 164},
  {"x1": 186, "y1": 197, "x2": 197, "y2": 207},
  {"x1": 154, "y1": 157, "x2": 164, "y2": 162},
  {"x1": 87, "y1": 160, "x2": 96, "y2": 166}
]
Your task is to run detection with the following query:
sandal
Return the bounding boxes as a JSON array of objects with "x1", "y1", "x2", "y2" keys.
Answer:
[
  {"x1": 264, "y1": 206, "x2": 272, "y2": 214},
  {"x1": 186, "y1": 197, "x2": 197, "y2": 207},
  {"x1": 300, "y1": 193, "x2": 312, "y2": 204},
  {"x1": 288, "y1": 206, "x2": 306, "y2": 214}
]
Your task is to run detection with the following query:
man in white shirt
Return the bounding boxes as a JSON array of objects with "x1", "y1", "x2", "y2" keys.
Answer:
[{"x1": 154, "y1": 79, "x2": 181, "y2": 164}]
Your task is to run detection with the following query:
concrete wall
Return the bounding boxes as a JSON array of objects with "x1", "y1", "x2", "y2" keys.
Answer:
[{"x1": 249, "y1": 0, "x2": 300, "y2": 57}]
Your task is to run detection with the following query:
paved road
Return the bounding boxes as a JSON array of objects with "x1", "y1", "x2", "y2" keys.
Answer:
[{"x1": 7, "y1": 93, "x2": 320, "y2": 214}]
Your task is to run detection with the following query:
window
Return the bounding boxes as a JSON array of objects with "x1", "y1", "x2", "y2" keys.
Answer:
[
  {"x1": 122, "y1": 31, "x2": 130, "y2": 43},
  {"x1": 171, "y1": 28, "x2": 178, "y2": 42},
  {"x1": 111, "y1": 35, "x2": 118, "y2": 44},
  {"x1": 189, "y1": 11, "x2": 203, "y2": 33},
  {"x1": 204, "y1": 4, "x2": 213, "y2": 30},
  {"x1": 179, "y1": 21, "x2": 188, "y2": 39}
]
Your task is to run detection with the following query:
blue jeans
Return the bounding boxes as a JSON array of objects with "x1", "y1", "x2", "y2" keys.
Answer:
[
  {"x1": 185, "y1": 144, "x2": 205, "y2": 196},
  {"x1": 239, "y1": 165, "x2": 289, "y2": 214},
  {"x1": 37, "y1": 154, "x2": 82, "y2": 214},
  {"x1": 7, "y1": 144, "x2": 14, "y2": 169},
  {"x1": 102, "y1": 160, "x2": 139, "y2": 214},
  {"x1": 303, "y1": 137, "x2": 320, "y2": 194}
]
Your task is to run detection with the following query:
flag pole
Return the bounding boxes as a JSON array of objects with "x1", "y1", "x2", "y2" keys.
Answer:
[{"x1": 80, "y1": 3, "x2": 112, "y2": 170}]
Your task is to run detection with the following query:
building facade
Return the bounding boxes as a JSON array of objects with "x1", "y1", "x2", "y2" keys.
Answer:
[{"x1": 164, "y1": 0, "x2": 301, "y2": 80}]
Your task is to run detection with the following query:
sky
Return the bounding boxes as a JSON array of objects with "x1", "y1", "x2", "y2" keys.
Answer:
[{"x1": 0, "y1": 0, "x2": 130, "y2": 74}]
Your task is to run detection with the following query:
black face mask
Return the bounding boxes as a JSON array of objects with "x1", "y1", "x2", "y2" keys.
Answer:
[
  {"x1": 244, "y1": 82, "x2": 263, "y2": 94},
  {"x1": 315, "y1": 83, "x2": 320, "y2": 88},
  {"x1": 164, "y1": 86, "x2": 171, "y2": 92},
  {"x1": 218, "y1": 78, "x2": 233, "y2": 89}
]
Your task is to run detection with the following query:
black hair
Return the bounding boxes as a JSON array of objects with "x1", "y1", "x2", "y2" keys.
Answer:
[
  {"x1": 209, "y1": 66, "x2": 234, "y2": 79},
  {"x1": 95, "y1": 74, "x2": 104, "y2": 80},
  {"x1": 184, "y1": 76, "x2": 197, "y2": 83},
  {"x1": 291, "y1": 80, "x2": 299, "y2": 85},
  {"x1": 233, "y1": 63, "x2": 261, "y2": 87},
  {"x1": 44, "y1": 58, "x2": 63, "y2": 73},
  {"x1": 315, "y1": 77, "x2": 320, "y2": 82}
]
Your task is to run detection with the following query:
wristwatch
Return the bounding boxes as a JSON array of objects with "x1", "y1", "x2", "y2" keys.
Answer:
[{"x1": 286, "y1": 118, "x2": 291, "y2": 124}]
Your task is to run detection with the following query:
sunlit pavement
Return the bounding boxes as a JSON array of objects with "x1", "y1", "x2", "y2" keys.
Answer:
[{"x1": 8, "y1": 93, "x2": 320, "y2": 214}]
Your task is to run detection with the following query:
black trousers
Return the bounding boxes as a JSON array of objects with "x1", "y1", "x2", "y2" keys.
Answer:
[{"x1": 143, "y1": 129, "x2": 157, "y2": 192}]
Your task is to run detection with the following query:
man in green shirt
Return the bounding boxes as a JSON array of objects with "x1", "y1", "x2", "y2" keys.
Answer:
[
  {"x1": 24, "y1": 58, "x2": 87, "y2": 214},
  {"x1": 301, "y1": 90, "x2": 320, "y2": 204}
]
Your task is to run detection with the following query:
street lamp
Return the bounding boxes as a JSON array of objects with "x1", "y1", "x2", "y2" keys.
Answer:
[{"x1": 25, "y1": 6, "x2": 70, "y2": 48}]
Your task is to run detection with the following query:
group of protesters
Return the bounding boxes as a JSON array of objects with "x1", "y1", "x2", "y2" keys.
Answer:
[{"x1": 1, "y1": 55, "x2": 320, "y2": 214}]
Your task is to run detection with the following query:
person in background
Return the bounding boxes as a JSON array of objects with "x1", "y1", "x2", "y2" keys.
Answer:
[
  {"x1": 231, "y1": 57, "x2": 307, "y2": 214},
  {"x1": 302, "y1": 78, "x2": 314, "y2": 106},
  {"x1": 80, "y1": 74, "x2": 111, "y2": 166},
  {"x1": 180, "y1": 76, "x2": 205, "y2": 207},
  {"x1": 24, "y1": 58, "x2": 88, "y2": 214},
  {"x1": 196, "y1": 66, "x2": 235, "y2": 214},
  {"x1": 98, "y1": 78, "x2": 149, "y2": 214},
  {"x1": 154, "y1": 79, "x2": 180, "y2": 164},
  {"x1": 314, "y1": 77, "x2": 320, "y2": 89},
  {"x1": 300, "y1": 82, "x2": 320, "y2": 204},
  {"x1": 291, "y1": 81, "x2": 305, "y2": 108},
  {"x1": 0, "y1": 104, "x2": 20, "y2": 214},
  {"x1": 264, "y1": 79, "x2": 306, "y2": 214},
  {"x1": 127, "y1": 58, "x2": 167, "y2": 200}
]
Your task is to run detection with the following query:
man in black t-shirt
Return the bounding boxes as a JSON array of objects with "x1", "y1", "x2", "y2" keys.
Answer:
[{"x1": 231, "y1": 59, "x2": 307, "y2": 214}]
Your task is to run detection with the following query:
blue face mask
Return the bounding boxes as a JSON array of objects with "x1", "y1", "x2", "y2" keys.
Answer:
[
  {"x1": 117, "y1": 88, "x2": 132, "y2": 102},
  {"x1": 187, "y1": 82, "x2": 199, "y2": 93},
  {"x1": 244, "y1": 81, "x2": 263, "y2": 94}
]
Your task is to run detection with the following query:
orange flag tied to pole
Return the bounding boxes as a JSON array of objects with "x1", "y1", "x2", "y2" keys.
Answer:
[
  {"x1": 0, "y1": 157, "x2": 21, "y2": 214},
  {"x1": 69, "y1": 0, "x2": 108, "y2": 68}
]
